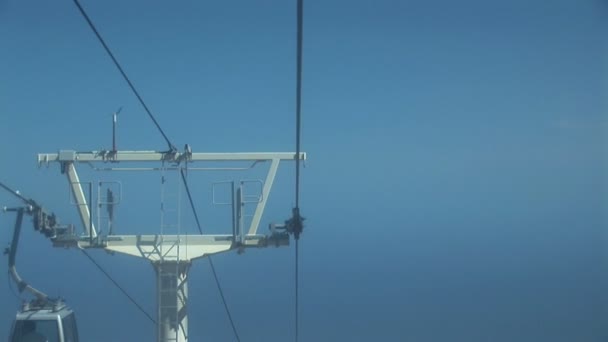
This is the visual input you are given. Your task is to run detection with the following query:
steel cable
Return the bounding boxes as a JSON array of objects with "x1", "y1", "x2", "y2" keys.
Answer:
[
  {"x1": 72, "y1": 0, "x2": 176, "y2": 151},
  {"x1": 80, "y1": 248, "x2": 157, "y2": 325},
  {"x1": 180, "y1": 166, "x2": 242, "y2": 342},
  {"x1": 294, "y1": 1, "x2": 304, "y2": 341}
]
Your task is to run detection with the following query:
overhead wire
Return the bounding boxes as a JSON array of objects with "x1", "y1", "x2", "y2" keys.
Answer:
[
  {"x1": 179, "y1": 168, "x2": 203, "y2": 235},
  {"x1": 294, "y1": 0, "x2": 303, "y2": 209},
  {"x1": 208, "y1": 257, "x2": 241, "y2": 342},
  {"x1": 72, "y1": 0, "x2": 176, "y2": 152},
  {"x1": 293, "y1": 1, "x2": 305, "y2": 341},
  {"x1": 180, "y1": 165, "x2": 242, "y2": 342},
  {"x1": 80, "y1": 248, "x2": 157, "y2": 325},
  {"x1": 72, "y1": 1, "x2": 242, "y2": 339},
  {"x1": 295, "y1": 239, "x2": 301, "y2": 341}
]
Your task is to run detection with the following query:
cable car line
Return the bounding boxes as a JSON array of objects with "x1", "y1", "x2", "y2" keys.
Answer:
[
  {"x1": 208, "y1": 257, "x2": 242, "y2": 342},
  {"x1": 294, "y1": 0, "x2": 304, "y2": 210},
  {"x1": 180, "y1": 165, "x2": 242, "y2": 341},
  {"x1": 292, "y1": 1, "x2": 305, "y2": 341},
  {"x1": 72, "y1": 0, "x2": 176, "y2": 152},
  {"x1": 80, "y1": 249, "x2": 157, "y2": 325},
  {"x1": 179, "y1": 168, "x2": 203, "y2": 235}
]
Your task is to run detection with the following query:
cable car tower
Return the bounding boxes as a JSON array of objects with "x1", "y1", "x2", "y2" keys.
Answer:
[
  {"x1": 3, "y1": 1, "x2": 308, "y2": 340},
  {"x1": 37, "y1": 149, "x2": 305, "y2": 342}
]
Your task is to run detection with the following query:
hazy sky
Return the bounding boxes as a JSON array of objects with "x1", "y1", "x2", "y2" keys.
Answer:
[{"x1": 1, "y1": 0, "x2": 607, "y2": 341}]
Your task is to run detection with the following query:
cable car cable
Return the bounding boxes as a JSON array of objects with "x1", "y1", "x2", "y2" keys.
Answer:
[
  {"x1": 80, "y1": 249, "x2": 157, "y2": 325},
  {"x1": 294, "y1": 0, "x2": 303, "y2": 210},
  {"x1": 72, "y1": 0, "x2": 176, "y2": 152},
  {"x1": 208, "y1": 257, "x2": 241, "y2": 342},
  {"x1": 293, "y1": 1, "x2": 305, "y2": 341},
  {"x1": 179, "y1": 169, "x2": 203, "y2": 235},
  {"x1": 180, "y1": 167, "x2": 242, "y2": 342}
]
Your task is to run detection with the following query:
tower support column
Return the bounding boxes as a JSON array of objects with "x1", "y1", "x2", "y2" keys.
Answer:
[{"x1": 154, "y1": 261, "x2": 190, "y2": 342}]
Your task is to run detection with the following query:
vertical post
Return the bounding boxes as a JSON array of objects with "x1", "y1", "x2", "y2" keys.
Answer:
[
  {"x1": 155, "y1": 261, "x2": 189, "y2": 342},
  {"x1": 89, "y1": 182, "x2": 93, "y2": 245},
  {"x1": 97, "y1": 181, "x2": 102, "y2": 236},
  {"x1": 231, "y1": 181, "x2": 236, "y2": 242},
  {"x1": 112, "y1": 112, "x2": 117, "y2": 152},
  {"x1": 107, "y1": 188, "x2": 115, "y2": 235},
  {"x1": 236, "y1": 185, "x2": 244, "y2": 245}
]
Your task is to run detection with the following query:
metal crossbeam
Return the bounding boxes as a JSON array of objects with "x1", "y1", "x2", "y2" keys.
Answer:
[
  {"x1": 58, "y1": 234, "x2": 289, "y2": 261},
  {"x1": 38, "y1": 150, "x2": 306, "y2": 165}
]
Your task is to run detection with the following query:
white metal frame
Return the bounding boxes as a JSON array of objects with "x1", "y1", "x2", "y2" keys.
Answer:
[{"x1": 39, "y1": 149, "x2": 305, "y2": 342}]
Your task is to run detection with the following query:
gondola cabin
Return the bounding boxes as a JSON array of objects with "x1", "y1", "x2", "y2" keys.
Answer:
[{"x1": 9, "y1": 302, "x2": 79, "y2": 342}]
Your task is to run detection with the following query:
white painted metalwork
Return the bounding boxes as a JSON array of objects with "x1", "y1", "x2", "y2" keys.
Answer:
[
  {"x1": 156, "y1": 262, "x2": 189, "y2": 342},
  {"x1": 41, "y1": 149, "x2": 301, "y2": 342},
  {"x1": 158, "y1": 167, "x2": 182, "y2": 342},
  {"x1": 64, "y1": 163, "x2": 97, "y2": 238},
  {"x1": 38, "y1": 151, "x2": 306, "y2": 165},
  {"x1": 248, "y1": 158, "x2": 279, "y2": 235}
]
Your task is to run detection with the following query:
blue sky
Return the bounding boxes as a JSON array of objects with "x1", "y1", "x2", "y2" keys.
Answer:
[{"x1": 1, "y1": 0, "x2": 607, "y2": 341}]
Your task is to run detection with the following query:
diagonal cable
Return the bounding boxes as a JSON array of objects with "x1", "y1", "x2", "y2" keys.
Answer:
[
  {"x1": 80, "y1": 249, "x2": 157, "y2": 325},
  {"x1": 180, "y1": 168, "x2": 203, "y2": 235},
  {"x1": 208, "y1": 257, "x2": 241, "y2": 342},
  {"x1": 72, "y1": 0, "x2": 176, "y2": 151},
  {"x1": 179, "y1": 166, "x2": 241, "y2": 342}
]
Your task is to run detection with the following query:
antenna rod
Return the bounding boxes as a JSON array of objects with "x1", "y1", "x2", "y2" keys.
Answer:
[
  {"x1": 112, "y1": 107, "x2": 122, "y2": 153},
  {"x1": 112, "y1": 113, "x2": 116, "y2": 152}
]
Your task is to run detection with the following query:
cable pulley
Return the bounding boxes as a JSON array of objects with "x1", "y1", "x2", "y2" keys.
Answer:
[{"x1": 286, "y1": 207, "x2": 305, "y2": 240}]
